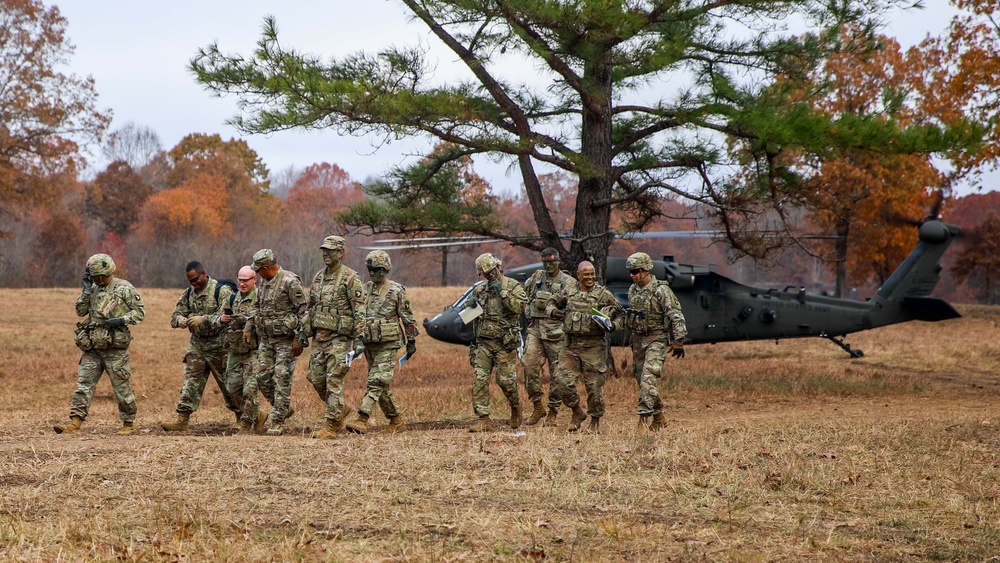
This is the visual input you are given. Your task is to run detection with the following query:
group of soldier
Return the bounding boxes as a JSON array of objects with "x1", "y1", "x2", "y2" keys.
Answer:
[{"x1": 53, "y1": 238, "x2": 686, "y2": 437}]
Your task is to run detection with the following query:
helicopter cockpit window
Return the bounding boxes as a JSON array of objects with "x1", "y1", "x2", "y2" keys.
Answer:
[{"x1": 450, "y1": 282, "x2": 483, "y2": 308}]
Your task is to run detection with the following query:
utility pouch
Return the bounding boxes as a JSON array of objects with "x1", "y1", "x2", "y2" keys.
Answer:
[
  {"x1": 90, "y1": 326, "x2": 112, "y2": 350},
  {"x1": 501, "y1": 330, "x2": 518, "y2": 349},
  {"x1": 110, "y1": 328, "x2": 132, "y2": 349},
  {"x1": 566, "y1": 311, "x2": 594, "y2": 335},
  {"x1": 74, "y1": 324, "x2": 93, "y2": 351},
  {"x1": 530, "y1": 290, "x2": 551, "y2": 318}
]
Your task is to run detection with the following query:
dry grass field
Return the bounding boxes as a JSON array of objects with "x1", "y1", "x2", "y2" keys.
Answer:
[{"x1": 2, "y1": 286, "x2": 1000, "y2": 561}]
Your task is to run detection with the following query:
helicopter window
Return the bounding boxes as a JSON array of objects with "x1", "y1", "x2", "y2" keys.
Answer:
[{"x1": 450, "y1": 282, "x2": 483, "y2": 308}]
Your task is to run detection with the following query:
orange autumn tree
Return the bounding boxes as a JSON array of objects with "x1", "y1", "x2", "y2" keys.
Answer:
[
  {"x1": 801, "y1": 32, "x2": 945, "y2": 296},
  {"x1": 0, "y1": 0, "x2": 109, "y2": 235},
  {"x1": 133, "y1": 173, "x2": 231, "y2": 244}
]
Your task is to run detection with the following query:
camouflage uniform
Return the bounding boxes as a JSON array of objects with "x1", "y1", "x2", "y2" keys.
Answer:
[
  {"x1": 627, "y1": 262, "x2": 688, "y2": 417},
  {"x1": 214, "y1": 286, "x2": 264, "y2": 425},
  {"x1": 306, "y1": 262, "x2": 364, "y2": 424},
  {"x1": 470, "y1": 273, "x2": 527, "y2": 418},
  {"x1": 247, "y1": 267, "x2": 309, "y2": 425},
  {"x1": 357, "y1": 276, "x2": 418, "y2": 420},
  {"x1": 70, "y1": 264, "x2": 145, "y2": 423},
  {"x1": 548, "y1": 282, "x2": 624, "y2": 419},
  {"x1": 170, "y1": 278, "x2": 238, "y2": 416},
  {"x1": 522, "y1": 267, "x2": 574, "y2": 412}
]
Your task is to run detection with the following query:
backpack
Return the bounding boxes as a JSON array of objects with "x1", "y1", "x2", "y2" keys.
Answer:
[{"x1": 184, "y1": 278, "x2": 238, "y2": 310}]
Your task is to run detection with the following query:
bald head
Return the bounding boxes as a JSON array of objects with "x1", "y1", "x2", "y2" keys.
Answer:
[
  {"x1": 236, "y1": 265, "x2": 257, "y2": 294},
  {"x1": 577, "y1": 260, "x2": 594, "y2": 273},
  {"x1": 577, "y1": 261, "x2": 596, "y2": 290}
]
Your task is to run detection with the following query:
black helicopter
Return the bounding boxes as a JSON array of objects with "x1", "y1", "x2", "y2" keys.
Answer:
[{"x1": 419, "y1": 217, "x2": 962, "y2": 357}]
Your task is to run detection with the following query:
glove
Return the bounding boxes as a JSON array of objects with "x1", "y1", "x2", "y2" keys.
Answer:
[
  {"x1": 174, "y1": 315, "x2": 189, "y2": 329},
  {"x1": 353, "y1": 340, "x2": 365, "y2": 357},
  {"x1": 465, "y1": 296, "x2": 479, "y2": 309},
  {"x1": 292, "y1": 338, "x2": 304, "y2": 357},
  {"x1": 406, "y1": 340, "x2": 417, "y2": 359},
  {"x1": 242, "y1": 327, "x2": 252, "y2": 345},
  {"x1": 489, "y1": 280, "x2": 503, "y2": 294},
  {"x1": 82, "y1": 272, "x2": 94, "y2": 295},
  {"x1": 104, "y1": 317, "x2": 126, "y2": 328},
  {"x1": 551, "y1": 308, "x2": 566, "y2": 320},
  {"x1": 187, "y1": 315, "x2": 207, "y2": 329},
  {"x1": 671, "y1": 343, "x2": 685, "y2": 359}
]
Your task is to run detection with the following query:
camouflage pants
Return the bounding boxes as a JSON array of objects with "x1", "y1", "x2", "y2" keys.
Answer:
[
  {"x1": 555, "y1": 335, "x2": 608, "y2": 418},
  {"x1": 471, "y1": 337, "x2": 519, "y2": 418},
  {"x1": 521, "y1": 326, "x2": 564, "y2": 411},
  {"x1": 254, "y1": 336, "x2": 297, "y2": 424},
  {"x1": 306, "y1": 335, "x2": 352, "y2": 422},
  {"x1": 70, "y1": 348, "x2": 137, "y2": 423},
  {"x1": 225, "y1": 350, "x2": 261, "y2": 424},
  {"x1": 175, "y1": 340, "x2": 238, "y2": 415},
  {"x1": 357, "y1": 342, "x2": 401, "y2": 419},
  {"x1": 632, "y1": 335, "x2": 667, "y2": 416}
]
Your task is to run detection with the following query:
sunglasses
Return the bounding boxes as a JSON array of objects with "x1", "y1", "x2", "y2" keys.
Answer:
[
  {"x1": 187, "y1": 272, "x2": 206, "y2": 285},
  {"x1": 237, "y1": 277, "x2": 255, "y2": 283},
  {"x1": 629, "y1": 269, "x2": 643, "y2": 275}
]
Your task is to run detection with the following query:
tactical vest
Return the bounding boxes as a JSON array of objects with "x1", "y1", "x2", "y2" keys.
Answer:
[
  {"x1": 475, "y1": 277, "x2": 521, "y2": 341},
  {"x1": 185, "y1": 278, "x2": 230, "y2": 338},
  {"x1": 627, "y1": 280, "x2": 668, "y2": 334},
  {"x1": 527, "y1": 270, "x2": 570, "y2": 319},
  {"x1": 310, "y1": 265, "x2": 358, "y2": 337},
  {"x1": 74, "y1": 278, "x2": 133, "y2": 351},
  {"x1": 361, "y1": 281, "x2": 402, "y2": 344},
  {"x1": 255, "y1": 270, "x2": 299, "y2": 338},
  {"x1": 563, "y1": 284, "x2": 609, "y2": 336},
  {"x1": 223, "y1": 289, "x2": 257, "y2": 354}
]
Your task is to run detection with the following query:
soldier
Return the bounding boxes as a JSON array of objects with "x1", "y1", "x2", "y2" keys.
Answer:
[
  {"x1": 625, "y1": 252, "x2": 687, "y2": 431},
  {"x1": 243, "y1": 249, "x2": 309, "y2": 436},
  {"x1": 306, "y1": 235, "x2": 364, "y2": 439},
  {"x1": 344, "y1": 250, "x2": 418, "y2": 435},
  {"x1": 54, "y1": 254, "x2": 145, "y2": 435},
  {"x1": 463, "y1": 252, "x2": 527, "y2": 433},
  {"x1": 521, "y1": 247, "x2": 574, "y2": 427},
  {"x1": 547, "y1": 261, "x2": 624, "y2": 433},
  {"x1": 218, "y1": 266, "x2": 268, "y2": 435},
  {"x1": 162, "y1": 261, "x2": 239, "y2": 432}
]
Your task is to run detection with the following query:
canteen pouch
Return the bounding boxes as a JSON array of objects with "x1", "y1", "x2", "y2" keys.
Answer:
[
  {"x1": 502, "y1": 330, "x2": 518, "y2": 349},
  {"x1": 625, "y1": 309, "x2": 648, "y2": 333},
  {"x1": 565, "y1": 311, "x2": 596, "y2": 336},
  {"x1": 364, "y1": 319, "x2": 400, "y2": 344}
]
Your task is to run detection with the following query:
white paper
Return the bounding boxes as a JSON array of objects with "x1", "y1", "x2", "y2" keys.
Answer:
[
  {"x1": 459, "y1": 303, "x2": 483, "y2": 324},
  {"x1": 592, "y1": 314, "x2": 613, "y2": 331}
]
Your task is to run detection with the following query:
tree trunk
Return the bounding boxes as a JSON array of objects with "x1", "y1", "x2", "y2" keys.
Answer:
[
  {"x1": 440, "y1": 246, "x2": 448, "y2": 286},
  {"x1": 834, "y1": 218, "x2": 851, "y2": 298}
]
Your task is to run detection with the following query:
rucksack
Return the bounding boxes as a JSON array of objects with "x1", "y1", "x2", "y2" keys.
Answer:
[{"x1": 184, "y1": 278, "x2": 238, "y2": 310}]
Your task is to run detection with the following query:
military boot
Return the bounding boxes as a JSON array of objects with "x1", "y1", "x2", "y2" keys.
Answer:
[
  {"x1": 253, "y1": 410, "x2": 267, "y2": 434},
  {"x1": 53, "y1": 416, "x2": 83, "y2": 434},
  {"x1": 236, "y1": 419, "x2": 255, "y2": 435},
  {"x1": 509, "y1": 404, "x2": 522, "y2": 430},
  {"x1": 265, "y1": 422, "x2": 284, "y2": 436},
  {"x1": 568, "y1": 405, "x2": 587, "y2": 432},
  {"x1": 311, "y1": 418, "x2": 340, "y2": 439},
  {"x1": 345, "y1": 412, "x2": 370, "y2": 435},
  {"x1": 383, "y1": 414, "x2": 406, "y2": 434},
  {"x1": 649, "y1": 412, "x2": 666, "y2": 431},
  {"x1": 543, "y1": 409, "x2": 559, "y2": 427},
  {"x1": 116, "y1": 422, "x2": 136, "y2": 436},
  {"x1": 524, "y1": 401, "x2": 546, "y2": 426},
  {"x1": 330, "y1": 405, "x2": 352, "y2": 433},
  {"x1": 585, "y1": 417, "x2": 601, "y2": 434},
  {"x1": 285, "y1": 406, "x2": 295, "y2": 420},
  {"x1": 233, "y1": 411, "x2": 241, "y2": 426},
  {"x1": 469, "y1": 415, "x2": 493, "y2": 433},
  {"x1": 636, "y1": 415, "x2": 650, "y2": 431},
  {"x1": 161, "y1": 412, "x2": 190, "y2": 432}
]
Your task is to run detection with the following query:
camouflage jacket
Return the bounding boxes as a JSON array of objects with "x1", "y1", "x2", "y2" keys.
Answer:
[
  {"x1": 76, "y1": 277, "x2": 145, "y2": 326},
  {"x1": 627, "y1": 276, "x2": 688, "y2": 342},
  {"x1": 247, "y1": 268, "x2": 309, "y2": 341},
  {"x1": 305, "y1": 264, "x2": 365, "y2": 341},
  {"x1": 523, "y1": 268, "x2": 574, "y2": 340},
  {"x1": 214, "y1": 287, "x2": 257, "y2": 354},
  {"x1": 548, "y1": 282, "x2": 624, "y2": 337},
  {"x1": 471, "y1": 275, "x2": 527, "y2": 342},
  {"x1": 171, "y1": 277, "x2": 234, "y2": 346},
  {"x1": 359, "y1": 279, "x2": 419, "y2": 346}
]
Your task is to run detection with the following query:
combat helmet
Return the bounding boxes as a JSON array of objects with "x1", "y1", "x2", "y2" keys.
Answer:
[
  {"x1": 365, "y1": 250, "x2": 392, "y2": 271},
  {"x1": 86, "y1": 253, "x2": 116, "y2": 276},
  {"x1": 626, "y1": 252, "x2": 653, "y2": 272},
  {"x1": 475, "y1": 253, "x2": 502, "y2": 275}
]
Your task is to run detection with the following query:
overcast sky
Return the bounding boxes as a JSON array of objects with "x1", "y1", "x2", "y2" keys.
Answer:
[{"x1": 55, "y1": 1, "x2": 968, "y2": 192}]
